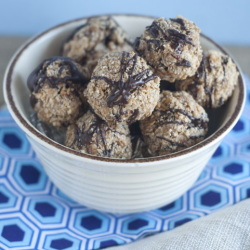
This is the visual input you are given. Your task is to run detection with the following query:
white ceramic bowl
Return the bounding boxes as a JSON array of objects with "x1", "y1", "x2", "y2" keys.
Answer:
[{"x1": 3, "y1": 14, "x2": 246, "y2": 213}]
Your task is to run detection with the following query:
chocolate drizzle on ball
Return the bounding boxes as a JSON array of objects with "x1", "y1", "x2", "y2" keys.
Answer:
[
  {"x1": 128, "y1": 109, "x2": 139, "y2": 125},
  {"x1": 187, "y1": 54, "x2": 211, "y2": 106},
  {"x1": 170, "y1": 18, "x2": 186, "y2": 30},
  {"x1": 221, "y1": 56, "x2": 228, "y2": 77},
  {"x1": 205, "y1": 79, "x2": 216, "y2": 109},
  {"x1": 133, "y1": 37, "x2": 141, "y2": 52},
  {"x1": 176, "y1": 59, "x2": 191, "y2": 67},
  {"x1": 71, "y1": 116, "x2": 112, "y2": 156},
  {"x1": 134, "y1": 37, "x2": 164, "y2": 54},
  {"x1": 27, "y1": 56, "x2": 88, "y2": 108},
  {"x1": 145, "y1": 39, "x2": 164, "y2": 51},
  {"x1": 168, "y1": 29, "x2": 194, "y2": 50},
  {"x1": 27, "y1": 56, "x2": 88, "y2": 93},
  {"x1": 135, "y1": 18, "x2": 195, "y2": 66},
  {"x1": 222, "y1": 56, "x2": 228, "y2": 65},
  {"x1": 155, "y1": 108, "x2": 208, "y2": 129},
  {"x1": 156, "y1": 136, "x2": 186, "y2": 147},
  {"x1": 207, "y1": 55, "x2": 212, "y2": 72},
  {"x1": 188, "y1": 83, "x2": 199, "y2": 98},
  {"x1": 70, "y1": 112, "x2": 127, "y2": 157},
  {"x1": 186, "y1": 53, "x2": 232, "y2": 109},
  {"x1": 197, "y1": 53, "x2": 206, "y2": 78},
  {"x1": 152, "y1": 106, "x2": 207, "y2": 150},
  {"x1": 61, "y1": 16, "x2": 130, "y2": 58},
  {"x1": 185, "y1": 53, "x2": 215, "y2": 108},
  {"x1": 146, "y1": 21, "x2": 164, "y2": 38},
  {"x1": 203, "y1": 56, "x2": 216, "y2": 109},
  {"x1": 30, "y1": 94, "x2": 38, "y2": 108},
  {"x1": 158, "y1": 120, "x2": 197, "y2": 128},
  {"x1": 145, "y1": 20, "x2": 194, "y2": 49},
  {"x1": 92, "y1": 51, "x2": 158, "y2": 121}
]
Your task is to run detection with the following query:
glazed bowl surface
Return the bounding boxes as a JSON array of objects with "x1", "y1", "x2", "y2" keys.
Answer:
[{"x1": 3, "y1": 14, "x2": 245, "y2": 213}]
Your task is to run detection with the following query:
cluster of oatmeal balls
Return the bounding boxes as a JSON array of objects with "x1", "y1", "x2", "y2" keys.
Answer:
[{"x1": 27, "y1": 15, "x2": 239, "y2": 159}]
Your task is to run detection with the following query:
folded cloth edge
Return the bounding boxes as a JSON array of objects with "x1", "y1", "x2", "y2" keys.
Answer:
[{"x1": 108, "y1": 199, "x2": 250, "y2": 250}]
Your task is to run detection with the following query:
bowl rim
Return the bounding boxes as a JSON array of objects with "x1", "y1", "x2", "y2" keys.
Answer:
[{"x1": 4, "y1": 13, "x2": 246, "y2": 164}]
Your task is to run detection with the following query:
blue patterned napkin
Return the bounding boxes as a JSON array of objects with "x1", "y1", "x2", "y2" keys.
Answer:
[{"x1": 0, "y1": 76, "x2": 249, "y2": 250}]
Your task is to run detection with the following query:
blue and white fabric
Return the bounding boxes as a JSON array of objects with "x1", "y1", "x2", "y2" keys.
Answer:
[{"x1": 0, "y1": 76, "x2": 249, "y2": 250}]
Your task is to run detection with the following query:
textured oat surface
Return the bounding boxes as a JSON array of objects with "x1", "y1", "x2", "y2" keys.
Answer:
[
  {"x1": 134, "y1": 15, "x2": 203, "y2": 82},
  {"x1": 62, "y1": 17, "x2": 133, "y2": 75},
  {"x1": 32, "y1": 59, "x2": 88, "y2": 128},
  {"x1": 84, "y1": 51, "x2": 160, "y2": 123},
  {"x1": 1, "y1": 37, "x2": 248, "y2": 108},
  {"x1": 65, "y1": 110, "x2": 132, "y2": 159},
  {"x1": 140, "y1": 91, "x2": 209, "y2": 156},
  {"x1": 176, "y1": 50, "x2": 239, "y2": 108}
]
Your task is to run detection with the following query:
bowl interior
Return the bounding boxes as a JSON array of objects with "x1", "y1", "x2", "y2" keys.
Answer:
[{"x1": 6, "y1": 15, "x2": 244, "y2": 162}]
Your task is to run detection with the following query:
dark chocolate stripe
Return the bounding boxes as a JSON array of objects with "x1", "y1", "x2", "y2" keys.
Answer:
[
  {"x1": 155, "y1": 108, "x2": 208, "y2": 129},
  {"x1": 176, "y1": 59, "x2": 191, "y2": 67},
  {"x1": 136, "y1": 19, "x2": 194, "y2": 66},
  {"x1": 170, "y1": 18, "x2": 186, "y2": 30},
  {"x1": 140, "y1": 19, "x2": 194, "y2": 50},
  {"x1": 168, "y1": 29, "x2": 194, "y2": 46},
  {"x1": 197, "y1": 53, "x2": 206, "y2": 78},
  {"x1": 207, "y1": 55, "x2": 212, "y2": 72},
  {"x1": 128, "y1": 109, "x2": 139, "y2": 125},
  {"x1": 146, "y1": 21, "x2": 165, "y2": 38},
  {"x1": 187, "y1": 53, "x2": 215, "y2": 108},
  {"x1": 156, "y1": 136, "x2": 186, "y2": 147},
  {"x1": 188, "y1": 81, "x2": 199, "y2": 99},
  {"x1": 159, "y1": 121, "x2": 196, "y2": 128},
  {"x1": 71, "y1": 114, "x2": 126, "y2": 157},
  {"x1": 27, "y1": 56, "x2": 88, "y2": 108},
  {"x1": 61, "y1": 16, "x2": 128, "y2": 56},
  {"x1": 27, "y1": 56, "x2": 88, "y2": 93},
  {"x1": 92, "y1": 52, "x2": 158, "y2": 120}
]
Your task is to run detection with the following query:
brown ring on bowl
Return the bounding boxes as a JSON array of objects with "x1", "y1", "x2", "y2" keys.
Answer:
[{"x1": 5, "y1": 14, "x2": 245, "y2": 163}]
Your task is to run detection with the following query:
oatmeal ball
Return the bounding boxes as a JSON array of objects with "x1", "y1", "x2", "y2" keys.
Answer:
[
  {"x1": 27, "y1": 56, "x2": 89, "y2": 128},
  {"x1": 176, "y1": 50, "x2": 239, "y2": 108},
  {"x1": 61, "y1": 17, "x2": 133, "y2": 74},
  {"x1": 84, "y1": 51, "x2": 160, "y2": 123},
  {"x1": 65, "y1": 110, "x2": 132, "y2": 159},
  {"x1": 140, "y1": 91, "x2": 209, "y2": 156},
  {"x1": 134, "y1": 15, "x2": 203, "y2": 82}
]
